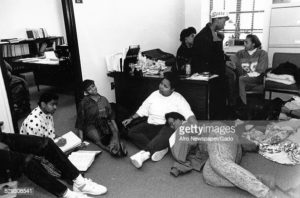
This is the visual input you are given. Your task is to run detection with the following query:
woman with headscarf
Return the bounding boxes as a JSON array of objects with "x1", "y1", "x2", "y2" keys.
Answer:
[{"x1": 175, "y1": 27, "x2": 196, "y2": 75}]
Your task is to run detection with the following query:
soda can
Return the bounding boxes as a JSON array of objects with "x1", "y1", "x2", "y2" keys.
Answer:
[{"x1": 185, "y1": 64, "x2": 191, "y2": 76}]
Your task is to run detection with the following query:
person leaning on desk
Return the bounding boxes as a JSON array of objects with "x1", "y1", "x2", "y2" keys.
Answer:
[{"x1": 175, "y1": 27, "x2": 196, "y2": 75}]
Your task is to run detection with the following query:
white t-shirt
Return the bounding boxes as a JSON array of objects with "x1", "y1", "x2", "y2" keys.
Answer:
[{"x1": 136, "y1": 90, "x2": 194, "y2": 125}]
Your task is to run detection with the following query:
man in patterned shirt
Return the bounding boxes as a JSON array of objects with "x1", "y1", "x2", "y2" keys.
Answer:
[{"x1": 20, "y1": 92, "x2": 58, "y2": 139}]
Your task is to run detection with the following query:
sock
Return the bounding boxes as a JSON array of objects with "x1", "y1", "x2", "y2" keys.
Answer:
[
  {"x1": 73, "y1": 174, "x2": 85, "y2": 186},
  {"x1": 63, "y1": 189, "x2": 73, "y2": 198}
]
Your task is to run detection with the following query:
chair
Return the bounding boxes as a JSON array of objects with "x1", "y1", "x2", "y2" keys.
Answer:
[{"x1": 265, "y1": 53, "x2": 300, "y2": 100}]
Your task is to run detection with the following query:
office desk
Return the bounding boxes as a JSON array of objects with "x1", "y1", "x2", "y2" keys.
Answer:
[
  {"x1": 109, "y1": 72, "x2": 224, "y2": 120},
  {"x1": 12, "y1": 58, "x2": 73, "y2": 90}
]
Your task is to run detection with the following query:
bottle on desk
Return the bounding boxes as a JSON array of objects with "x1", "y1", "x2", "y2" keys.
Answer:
[{"x1": 185, "y1": 64, "x2": 191, "y2": 76}]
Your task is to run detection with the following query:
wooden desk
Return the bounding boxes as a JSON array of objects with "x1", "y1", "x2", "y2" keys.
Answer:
[
  {"x1": 12, "y1": 58, "x2": 73, "y2": 90},
  {"x1": 109, "y1": 72, "x2": 225, "y2": 120}
]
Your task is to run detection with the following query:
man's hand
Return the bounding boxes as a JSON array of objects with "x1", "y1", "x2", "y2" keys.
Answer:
[
  {"x1": 109, "y1": 138, "x2": 120, "y2": 152},
  {"x1": 0, "y1": 142, "x2": 9, "y2": 151}
]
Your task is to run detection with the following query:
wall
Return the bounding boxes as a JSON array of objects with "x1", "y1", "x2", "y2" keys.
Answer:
[
  {"x1": 0, "y1": 0, "x2": 66, "y2": 39},
  {"x1": 184, "y1": 0, "x2": 209, "y2": 32},
  {"x1": 0, "y1": 66, "x2": 14, "y2": 133},
  {"x1": 0, "y1": 0, "x2": 66, "y2": 133},
  {"x1": 73, "y1": 0, "x2": 185, "y2": 102}
]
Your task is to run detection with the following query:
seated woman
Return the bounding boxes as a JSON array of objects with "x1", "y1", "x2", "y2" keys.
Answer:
[
  {"x1": 122, "y1": 72, "x2": 197, "y2": 168},
  {"x1": 175, "y1": 27, "x2": 196, "y2": 75},
  {"x1": 167, "y1": 112, "x2": 292, "y2": 198},
  {"x1": 75, "y1": 80, "x2": 127, "y2": 157},
  {"x1": 226, "y1": 34, "x2": 268, "y2": 106},
  {"x1": 4, "y1": 60, "x2": 30, "y2": 117}
]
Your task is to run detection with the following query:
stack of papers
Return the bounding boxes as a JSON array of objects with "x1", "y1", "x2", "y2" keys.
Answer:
[
  {"x1": 55, "y1": 131, "x2": 82, "y2": 153},
  {"x1": 68, "y1": 150, "x2": 101, "y2": 171},
  {"x1": 186, "y1": 73, "x2": 218, "y2": 81}
]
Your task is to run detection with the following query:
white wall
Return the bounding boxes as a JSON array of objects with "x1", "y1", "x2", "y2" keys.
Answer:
[
  {"x1": 0, "y1": 67, "x2": 14, "y2": 133},
  {"x1": 185, "y1": 0, "x2": 210, "y2": 32},
  {"x1": 0, "y1": 0, "x2": 66, "y2": 39},
  {"x1": 0, "y1": 0, "x2": 66, "y2": 133},
  {"x1": 73, "y1": 0, "x2": 185, "y2": 102}
]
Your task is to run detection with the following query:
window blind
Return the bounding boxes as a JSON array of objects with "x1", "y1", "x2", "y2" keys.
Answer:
[{"x1": 210, "y1": 0, "x2": 265, "y2": 44}]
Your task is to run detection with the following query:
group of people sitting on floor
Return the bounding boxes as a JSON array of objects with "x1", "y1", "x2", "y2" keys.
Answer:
[
  {"x1": 1, "y1": 70, "x2": 295, "y2": 198},
  {"x1": 1, "y1": 9, "x2": 298, "y2": 198}
]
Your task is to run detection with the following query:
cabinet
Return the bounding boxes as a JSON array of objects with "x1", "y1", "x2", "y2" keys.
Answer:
[{"x1": 268, "y1": 3, "x2": 300, "y2": 65}]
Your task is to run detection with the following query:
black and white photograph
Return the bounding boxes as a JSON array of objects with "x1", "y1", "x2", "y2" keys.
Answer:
[{"x1": 1, "y1": 0, "x2": 300, "y2": 197}]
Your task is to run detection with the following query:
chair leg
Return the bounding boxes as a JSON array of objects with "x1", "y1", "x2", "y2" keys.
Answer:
[{"x1": 269, "y1": 91, "x2": 272, "y2": 100}]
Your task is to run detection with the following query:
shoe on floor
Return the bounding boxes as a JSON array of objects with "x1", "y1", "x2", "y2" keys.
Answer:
[
  {"x1": 130, "y1": 150, "x2": 150, "y2": 168},
  {"x1": 73, "y1": 178, "x2": 107, "y2": 195},
  {"x1": 64, "y1": 190, "x2": 92, "y2": 198},
  {"x1": 151, "y1": 148, "x2": 169, "y2": 162}
]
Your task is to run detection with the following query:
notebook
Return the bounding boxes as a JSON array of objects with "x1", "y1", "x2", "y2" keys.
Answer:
[
  {"x1": 68, "y1": 150, "x2": 101, "y2": 171},
  {"x1": 55, "y1": 131, "x2": 82, "y2": 153}
]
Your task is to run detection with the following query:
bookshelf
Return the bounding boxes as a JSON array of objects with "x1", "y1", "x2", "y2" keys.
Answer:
[
  {"x1": 1, "y1": 36, "x2": 64, "y2": 73},
  {"x1": 1, "y1": 36, "x2": 64, "y2": 59}
]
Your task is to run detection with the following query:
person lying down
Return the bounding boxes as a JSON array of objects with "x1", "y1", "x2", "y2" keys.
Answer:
[{"x1": 166, "y1": 112, "x2": 294, "y2": 198}]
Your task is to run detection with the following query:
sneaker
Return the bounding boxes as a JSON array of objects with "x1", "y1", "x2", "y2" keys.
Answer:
[
  {"x1": 65, "y1": 190, "x2": 92, "y2": 198},
  {"x1": 130, "y1": 150, "x2": 150, "y2": 168},
  {"x1": 151, "y1": 148, "x2": 169, "y2": 162},
  {"x1": 73, "y1": 178, "x2": 107, "y2": 195}
]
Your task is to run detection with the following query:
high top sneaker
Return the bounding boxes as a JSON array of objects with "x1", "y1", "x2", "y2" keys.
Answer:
[{"x1": 130, "y1": 150, "x2": 150, "y2": 168}]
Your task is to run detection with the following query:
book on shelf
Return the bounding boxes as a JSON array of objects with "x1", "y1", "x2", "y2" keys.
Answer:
[
  {"x1": 54, "y1": 131, "x2": 82, "y2": 153},
  {"x1": 26, "y1": 28, "x2": 49, "y2": 39},
  {"x1": 68, "y1": 150, "x2": 102, "y2": 172}
]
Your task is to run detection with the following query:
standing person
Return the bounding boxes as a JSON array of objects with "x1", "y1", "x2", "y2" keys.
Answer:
[
  {"x1": 191, "y1": 10, "x2": 230, "y2": 119},
  {"x1": 0, "y1": 133, "x2": 107, "y2": 198},
  {"x1": 75, "y1": 80, "x2": 127, "y2": 157},
  {"x1": 122, "y1": 72, "x2": 197, "y2": 168},
  {"x1": 226, "y1": 34, "x2": 268, "y2": 106},
  {"x1": 191, "y1": 10, "x2": 229, "y2": 75},
  {"x1": 176, "y1": 27, "x2": 196, "y2": 75},
  {"x1": 20, "y1": 92, "x2": 59, "y2": 140}
]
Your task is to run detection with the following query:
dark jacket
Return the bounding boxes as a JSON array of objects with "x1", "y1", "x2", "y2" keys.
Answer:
[
  {"x1": 176, "y1": 43, "x2": 193, "y2": 74},
  {"x1": 75, "y1": 94, "x2": 115, "y2": 133},
  {"x1": 191, "y1": 23, "x2": 227, "y2": 75}
]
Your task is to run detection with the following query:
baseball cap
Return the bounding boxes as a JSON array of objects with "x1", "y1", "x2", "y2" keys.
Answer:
[{"x1": 211, "y1": 9, "x2": 229, "y2": 20}]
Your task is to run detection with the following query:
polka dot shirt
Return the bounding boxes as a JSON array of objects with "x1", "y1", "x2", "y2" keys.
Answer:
[{"x1": 20, "y1": 106, "x2": 55, "y2": 139}]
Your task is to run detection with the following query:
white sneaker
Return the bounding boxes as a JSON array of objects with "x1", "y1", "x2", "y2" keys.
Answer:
[
  {"x1": 73, "y1": 178, "x2": 107, "y2": 195},
  {"x1": 130, "y1": 150, "x2": 150, "y2": 168},
  {"x1": 151, "y1": 148, "x2": 169, "y2": 162},
  {"x1": 64, "y1": 190, "x2": 92, "y2": 198}
]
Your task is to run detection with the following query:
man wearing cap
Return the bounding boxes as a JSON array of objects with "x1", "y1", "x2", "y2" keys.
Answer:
[
  {"x1": 191, "y1": 9, "x2": 229, "y2": 75},
  {"x1": 191, "y1": 10, "x2": 230, "y2": 119}
]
